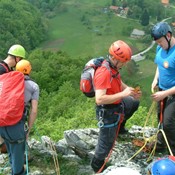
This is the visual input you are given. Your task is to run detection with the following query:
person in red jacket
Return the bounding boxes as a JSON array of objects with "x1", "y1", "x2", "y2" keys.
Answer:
[{"x1": 91, "y1": 40, "x2": 142, "y2": 173}]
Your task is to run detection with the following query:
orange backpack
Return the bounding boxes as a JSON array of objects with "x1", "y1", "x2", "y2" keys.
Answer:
[{"x1": 0, "y1": 71, "x2": 25, "y2": 126}]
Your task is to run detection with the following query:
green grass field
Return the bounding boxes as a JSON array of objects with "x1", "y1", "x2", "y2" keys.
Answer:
[
  {"x1": 41, "y1": 0, "x2": 148, "y2": 58},
  {"x1": 41, "y1": 0, "x2": 156, "y2": 107}
]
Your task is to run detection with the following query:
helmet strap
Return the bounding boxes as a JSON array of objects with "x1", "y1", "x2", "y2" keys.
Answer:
[
  {"x1": 107, "y1": 55, "x2": 119, "y2": 71},
  {"x1": 164, "y1": 35, "x2": 171, "y2": 53},
  {"x1": 14, "y1": 56, "x2": 18, "y2": 65}
]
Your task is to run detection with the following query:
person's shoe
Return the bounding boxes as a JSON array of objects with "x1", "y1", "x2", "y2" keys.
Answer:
[
  {"x1": 91, "y1": 157, "x2": 107, "y2": 173},
  {"x1": 119, "y1": 127, "x2": 128, "y2": 135}
]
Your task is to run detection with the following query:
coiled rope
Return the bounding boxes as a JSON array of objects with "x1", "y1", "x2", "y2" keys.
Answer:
[{"x1": 127, "y1": 101, "x2": 173, "y2": 162}]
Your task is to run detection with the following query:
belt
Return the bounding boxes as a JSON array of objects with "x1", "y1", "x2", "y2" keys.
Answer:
[{"x1": 97, "y1": 103, "x2": 121, "y2": 109}]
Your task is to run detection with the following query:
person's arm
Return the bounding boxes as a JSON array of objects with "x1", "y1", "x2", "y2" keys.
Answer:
[
  {"x1": 26, "y1": 99, "x2": 38, "y2": 139},
  {"x1": 121, "y1": 81, "x2": 128, "y2": 90},
  {"x1": 151, "y1": 67, "x2": 159, "y2": 93},
  {"x1": 152, "y1": 86, "x2": 175, "y2": 102},
  {"x1": 95, "y1": 86, "x2": 136, "y2": 105},
  {"x1": 151, "y1": 67, "x2": 175, "y2": 101}
]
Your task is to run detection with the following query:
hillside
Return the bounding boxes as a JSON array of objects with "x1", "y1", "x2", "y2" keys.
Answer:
[{"x1": 1, "y1": 0, "x2": 175, "y2": 174}]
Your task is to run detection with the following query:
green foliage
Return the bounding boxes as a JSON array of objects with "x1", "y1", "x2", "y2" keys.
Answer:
[
  {"x1": 27, "y1": 0, "x2": 61, "y2": 18},
  {"x1": 126, "y1": 105, "x2": 158, "y2": 129},
  {"x1": 27, "y1": 48, "x2": 158, "y2": 141},
  {"x1": 112, "y1": 0, "x2": 116, "y2": 6},
  {"x1": 28, "y1": 49, "x2": 97, "y2": 140},
  {"x1": 140, "y1": 9, "x2": 150, "y2": 26},
  {"x1": 0, "y1": 0, "x2": 48, "y2": 58},
  {"x1": 41, "y1": 0, "x2": 148, "y2": 58}
]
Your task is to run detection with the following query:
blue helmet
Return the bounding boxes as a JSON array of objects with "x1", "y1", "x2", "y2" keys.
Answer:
[
  {"x1": 151, "y1": 22, "x2": 172, "y2": 40},
  {"x1": 151, "y1": 158, "x2": 175, "y2": 175}
]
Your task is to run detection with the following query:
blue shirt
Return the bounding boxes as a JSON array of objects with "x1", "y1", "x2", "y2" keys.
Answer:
[{"x1": 155, "y1": 45, "x2": 175, "y2": 90}]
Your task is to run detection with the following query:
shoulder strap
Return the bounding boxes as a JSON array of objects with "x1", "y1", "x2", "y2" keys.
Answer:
[
  {"x1": 24, "y1": 76, "x2": 35, "y2": 83},
  {"x1": 101, "y1": 60, "x2": 119, "y2": 82},
  {"x1": 0, "y1": 63, "x2": 9, "y2": 73}
]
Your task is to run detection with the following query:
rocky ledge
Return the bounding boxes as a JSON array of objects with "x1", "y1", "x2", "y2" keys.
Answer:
[{"x1": 0, "y1": 125, "x2": 167, "y2": 175}]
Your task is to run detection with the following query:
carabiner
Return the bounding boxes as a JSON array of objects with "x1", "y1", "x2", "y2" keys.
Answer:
[{"x1": 98, "y1": 117, "x2": 104, "y2": 128}]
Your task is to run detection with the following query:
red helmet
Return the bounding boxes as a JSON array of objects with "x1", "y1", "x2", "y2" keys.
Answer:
[{"x1": 109, "y1": 40, "x2": 132, "y2": 62}]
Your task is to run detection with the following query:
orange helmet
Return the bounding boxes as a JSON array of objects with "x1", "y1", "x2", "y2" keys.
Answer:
[
  {"x1": 109, "y1": 40, "x2": 132, "y2": 63},
  {"x1": 16, "y1": 59, "x2": 32, "y2": 75}
]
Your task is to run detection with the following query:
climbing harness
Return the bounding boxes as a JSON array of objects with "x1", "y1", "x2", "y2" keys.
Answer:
[{"x1": 97, "y1": 116, "x2": 121, "y2": 128}]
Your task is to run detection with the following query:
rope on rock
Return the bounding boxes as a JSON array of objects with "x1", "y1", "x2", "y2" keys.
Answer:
[
  {"x1": 128, "y1": 101, "x2": 173, "y2": 162},
  {"x1": 48, "y1": 139, "x2": 60, "y2": 175}
]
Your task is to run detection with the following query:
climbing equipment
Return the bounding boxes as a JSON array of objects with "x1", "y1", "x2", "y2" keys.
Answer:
[
  {"x1": 97, "y1": 115, "x2": 121, "y2": 128},
  {"x1": 151, "y1": 22, "x2": 172, "y2": 41},
  {"x1": 16, "y1": 59, "x2": 32, "y2": 75},
  {"x1": 128, "y1": 100, "x2": 174, "y2": 162},
  {"x1": 151, "y1": 158, "x2": 175, "y2": 175},
  {"x1": 109, "y1": 40, "x2": 132, "y2": 63},
  {"x1": 151, "y1": 22, "x2": 172, "y2": 52},
  {"x1": 8, "y1": 44, "x2": 26, "y2": 58}
]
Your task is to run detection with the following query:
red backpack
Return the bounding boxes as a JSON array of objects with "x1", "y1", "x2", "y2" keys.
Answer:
[
  {"x1": 0, "y1": 71, "x2": 25, "y2": 126},
  {"x1": 80, "y1": 57, "x2": 112, "y2": 98}
]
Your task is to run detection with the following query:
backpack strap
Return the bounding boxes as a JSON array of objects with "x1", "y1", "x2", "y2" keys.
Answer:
[
  {"x1": 0, "y1": 63, "x2": 9, "y2": 73},
  {"x1": 101, "y1": 60, "x2": 119, "y2": 79},
  {"x1": 24, "y1": 75, "x2": 35, "y2": 82}
]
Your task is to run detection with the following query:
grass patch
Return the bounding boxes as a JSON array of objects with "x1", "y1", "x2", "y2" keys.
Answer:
[{"x1": 41, "y1": 0, "x2": 148, "y2": 58}]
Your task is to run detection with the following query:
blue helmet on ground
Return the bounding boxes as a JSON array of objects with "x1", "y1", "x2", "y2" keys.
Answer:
[
  {"x1": 151, "y1": 22, "x2": 172, "y2": 40},
  {"x1": 151, "y1": 158, "x2": 175, "y2": 175}
]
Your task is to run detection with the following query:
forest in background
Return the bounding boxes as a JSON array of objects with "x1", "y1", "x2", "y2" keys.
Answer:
[{"x1": 1, "y1": 0, "x2": 175, "y2": 140}]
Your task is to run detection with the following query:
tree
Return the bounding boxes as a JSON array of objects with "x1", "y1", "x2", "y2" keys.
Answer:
[
  {"x1": 137, "y1": 0, "x2": 145, "y2": 9},
  {"x1": 140, "y1": 9, "x2": 150, "y2": 26},
  {"x1": 112, "y1": 0, "x2": 116, "y2": 6},
  {"x1": 0, "y1": 0, "x2": 48, "y2": 58}
]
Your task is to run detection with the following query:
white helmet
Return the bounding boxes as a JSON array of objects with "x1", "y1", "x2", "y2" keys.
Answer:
[{"x1": 106, "y1": 167, "x2": 141, "y2": 175}]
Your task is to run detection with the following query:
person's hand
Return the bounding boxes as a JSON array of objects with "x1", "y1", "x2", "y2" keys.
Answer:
[
  {"x1": 151, "y1": 91, "x2": 166, "y2": 102},
  {"x1": 133, "y1": 86, "x2": 142, "y2": 99},
  {"x1": 122, "y1": 86, "x2": 136, "y2": 97}
]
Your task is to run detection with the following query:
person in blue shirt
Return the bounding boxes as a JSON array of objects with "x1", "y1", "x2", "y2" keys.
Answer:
[{"x1": 151, "y1": 22, "x2": 175, "y2": 155}]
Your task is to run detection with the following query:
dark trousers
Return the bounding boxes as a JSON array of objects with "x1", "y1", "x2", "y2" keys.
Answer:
[
  {"x1": 157, "y1": 96, "x2": 175, "y2": 155},
  {"x1": 121, "y1": 96, "x2": 140, "y2": 129},
  {"x1": 94, "y1": 96, "x2": 139, "y2": 160}
]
